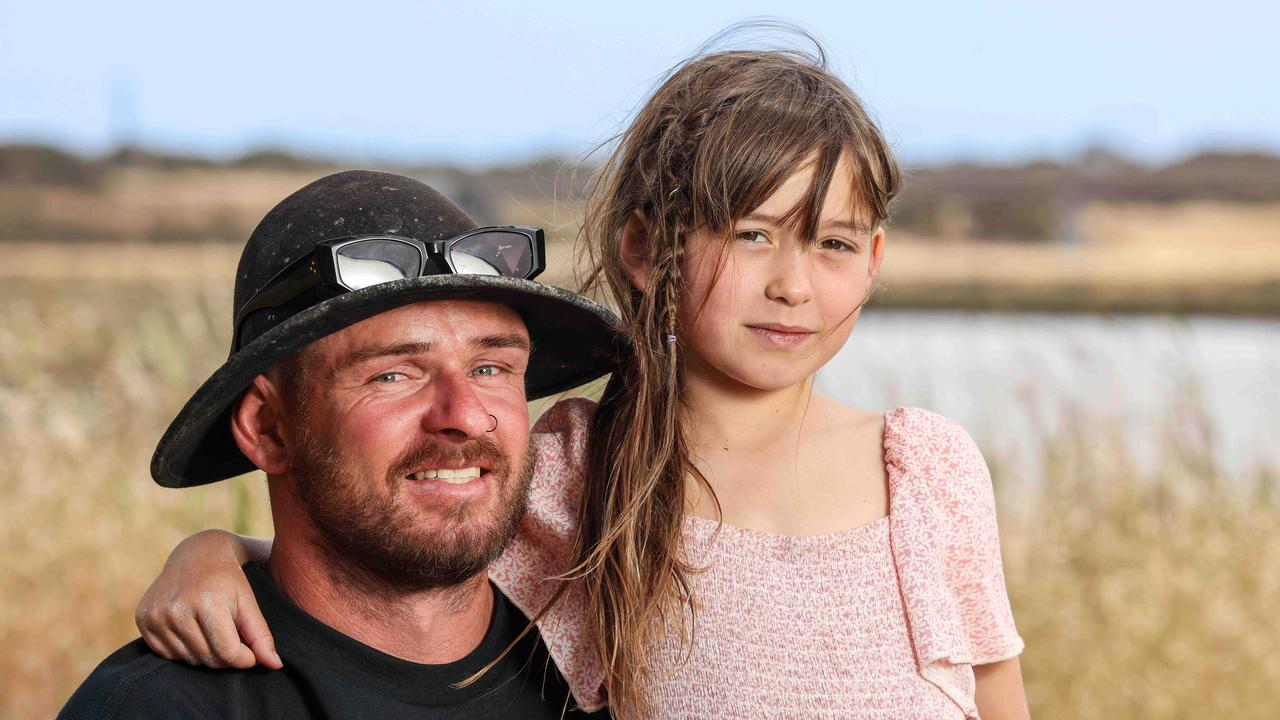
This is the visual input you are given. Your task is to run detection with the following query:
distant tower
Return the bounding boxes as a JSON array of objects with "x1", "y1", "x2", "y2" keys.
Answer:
[{"x1": 108, "y1": 74, "x2": 139, "y2": 162}]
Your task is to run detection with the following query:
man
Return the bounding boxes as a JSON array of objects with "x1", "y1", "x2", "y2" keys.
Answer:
[{"x1": 59, "y1": 171, "x2": 617, "y2": 718}]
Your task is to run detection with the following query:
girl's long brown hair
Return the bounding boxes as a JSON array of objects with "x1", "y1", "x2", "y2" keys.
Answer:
[{"x1": 567, "y1": 29, "x2": 902, "y2": 716}]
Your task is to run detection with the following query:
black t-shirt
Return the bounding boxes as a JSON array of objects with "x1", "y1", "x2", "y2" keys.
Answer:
[{"x1": 60, "y1": 563, "x2": 608, "y2": 719}]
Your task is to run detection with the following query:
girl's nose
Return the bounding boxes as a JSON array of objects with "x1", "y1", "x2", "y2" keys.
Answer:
[{"x1": 764, "y1": 250, "x2": 813, "y2": 306}]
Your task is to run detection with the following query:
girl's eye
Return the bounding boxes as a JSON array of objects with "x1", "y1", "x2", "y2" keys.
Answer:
[
  {"x1": 734, "y1": 230, "x2": 769, "y2": 244},
  {"x1": 819, "y1": 237, "x2": 858, "y2": 253}
]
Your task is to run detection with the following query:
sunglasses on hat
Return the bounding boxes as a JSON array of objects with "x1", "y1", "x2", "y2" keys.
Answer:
[{"x1": 232, "y1": 226, "x2": 545, "y2": 352}]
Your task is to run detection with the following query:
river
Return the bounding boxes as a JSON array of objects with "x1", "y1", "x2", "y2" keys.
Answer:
[{"x1": 815, "y1": 311, "x2": 1280, "y2": 481}]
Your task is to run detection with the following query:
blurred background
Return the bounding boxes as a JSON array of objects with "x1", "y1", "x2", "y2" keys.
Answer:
[{"x1": 2, "y1": 2, "x2": 1277, "y2": 718}]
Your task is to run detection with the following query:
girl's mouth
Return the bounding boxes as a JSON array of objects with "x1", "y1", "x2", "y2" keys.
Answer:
[{"x1": 746, "y1": 324, "x2": 815, "y2": 347}]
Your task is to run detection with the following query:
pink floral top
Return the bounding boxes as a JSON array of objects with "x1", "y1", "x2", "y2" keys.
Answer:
[{"x1": 490, "y1": 399, "x2": 1023, "y2": 719}]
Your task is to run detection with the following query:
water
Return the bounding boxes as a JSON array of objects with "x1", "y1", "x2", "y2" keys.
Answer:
[{"x1": 815, "y1": 311, "x2": 1280, "y2": 480}]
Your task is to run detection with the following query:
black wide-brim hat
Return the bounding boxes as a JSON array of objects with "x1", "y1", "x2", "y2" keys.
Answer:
[{"x1": 152, "y1": 170, "x2": 620, "y2": 488}]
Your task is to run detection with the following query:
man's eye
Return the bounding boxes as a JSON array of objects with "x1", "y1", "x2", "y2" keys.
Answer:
[
  {"x1": 470, "y1": 365, "x2": 500, "y2": 378},
  {"x1": 734, "y1": 230, "x2": 769, "y2": 244},
  {"x1": 372, "y1": 372, "x2": 405, "y2": 383}
]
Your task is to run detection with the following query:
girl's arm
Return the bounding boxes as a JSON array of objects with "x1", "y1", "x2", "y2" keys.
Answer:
[
  {"x1": 974, "y1": 657, "x2": 1031, "y2": 719},
  {"x1": 910, "y1": 410, "x2": 1029, "y2": 717},
  {"x1": 134, "y1": 529, "x2": 282, "y2": 670}
]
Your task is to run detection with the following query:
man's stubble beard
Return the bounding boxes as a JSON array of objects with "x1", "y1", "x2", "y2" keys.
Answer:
[{"x1": 289, "y1": 421, "x2": 534, "y2": 597}]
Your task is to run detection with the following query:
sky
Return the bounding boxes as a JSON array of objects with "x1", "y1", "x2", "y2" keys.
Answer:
[{"x1": 2, "y1": 0, "x2": 1276, "y2": 167}]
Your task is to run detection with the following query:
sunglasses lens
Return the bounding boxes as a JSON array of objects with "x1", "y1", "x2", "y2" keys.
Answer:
[
  {"x1": 450, "y1": 231, "x2": 534, "y2": 278},
  {"x1": 335, "y1": 239, "x2": 423, "y2": 289}
]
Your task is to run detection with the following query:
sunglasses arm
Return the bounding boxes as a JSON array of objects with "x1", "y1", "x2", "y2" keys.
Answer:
[{"x1": 230, "y1": 253, "x2": 325, "y2": 351}]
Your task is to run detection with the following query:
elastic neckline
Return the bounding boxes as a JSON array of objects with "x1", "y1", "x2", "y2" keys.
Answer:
[{"x1": 681, "y1": 409, "x2": 904, "y2": 545}]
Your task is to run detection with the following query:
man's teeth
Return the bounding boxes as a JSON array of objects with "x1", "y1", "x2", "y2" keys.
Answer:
[{"x1": 410, "y1": 467, "x2": 482, "y2": 484}]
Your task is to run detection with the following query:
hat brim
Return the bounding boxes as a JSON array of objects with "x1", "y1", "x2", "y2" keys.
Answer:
[{"x1": 151, "y1": 274, "x2": 619, "y2": 488}]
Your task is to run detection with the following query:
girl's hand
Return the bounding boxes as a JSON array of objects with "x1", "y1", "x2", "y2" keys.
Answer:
[{"x1": 134, "y1": 529, "x2": 282, "y2": 670}]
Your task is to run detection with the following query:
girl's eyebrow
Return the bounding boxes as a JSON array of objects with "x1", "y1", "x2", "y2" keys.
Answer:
[{"x1": 742, "y1": 212, "x2": 869, "y2": 233}]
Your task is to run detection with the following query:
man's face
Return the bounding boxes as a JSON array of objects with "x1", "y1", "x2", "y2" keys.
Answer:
[{"x1": 277, "y1": 299, "x2": 533, "y2": 592}]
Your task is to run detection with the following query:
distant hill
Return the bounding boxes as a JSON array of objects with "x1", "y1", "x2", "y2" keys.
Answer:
[
  {"x1": 2, "y1": 143, "x2": 1278, "y2": 243},
  {"x1": 898, "y1": 149, "x2": 1280, "y2": 239}
]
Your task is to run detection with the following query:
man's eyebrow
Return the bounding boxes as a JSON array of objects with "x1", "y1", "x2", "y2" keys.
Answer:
[
  {"x1": 742, "y1": 212, "x2": 871, "y2": 233},
  {"x1": 472, "y1": 333, "x2": 531, "y2": 352},
  {"x1": 334, "y1": 341, "x2": 433, "y2": 372},
  {"x1": 329, "y1": 334, "x2": 529, "y2": 377}
]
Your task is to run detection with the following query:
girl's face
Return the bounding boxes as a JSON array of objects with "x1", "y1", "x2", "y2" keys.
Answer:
[{"x1": 679, "y1": 156, "x2": 884, "y2": 392}]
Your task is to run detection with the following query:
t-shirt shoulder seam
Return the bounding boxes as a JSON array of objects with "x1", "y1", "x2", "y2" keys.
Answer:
[{"x1": 92, "y1": 659, "x2": 171, "y2": 720}]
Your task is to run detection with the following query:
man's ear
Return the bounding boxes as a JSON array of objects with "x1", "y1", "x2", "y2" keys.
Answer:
[
  {"x1": 620, "y1": 210, "x2": 652, "y2": 292},
  {"x1": 230, "y1": 374, "x2": 291, "y2": 475}
]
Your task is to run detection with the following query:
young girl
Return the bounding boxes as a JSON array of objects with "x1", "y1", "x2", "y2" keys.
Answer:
[{"x1": 135, "y1": 40, "x2": 1028, "y2": 719}]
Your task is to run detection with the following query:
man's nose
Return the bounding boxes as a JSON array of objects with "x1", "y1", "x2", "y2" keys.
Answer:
[
  {"x1": 764, "y1": 248, "x2": 813, "y2": 306},
  {"x1": 417, "y1": 369, "x2": 493, "y2": 440}
]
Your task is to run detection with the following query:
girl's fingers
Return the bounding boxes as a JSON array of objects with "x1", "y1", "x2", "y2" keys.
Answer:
[
  {"x1": 234, "y1": 593, "x2": 283, "y2": 669},
  {"x1": 196, "y1": 604, "x2": 256, "y2": 669},
  {"x1": 139, "y1": 626, "x2": 180, "y2": 662},
  {"x1": 138, "y1": 600, "x2": 211, "y2": 666},
  {"x1": 153, "y1": 626, "x2": 200, "y2": 667},
  {"x1": 169, "y1": 611, "x2": 221, "y2": 668}
]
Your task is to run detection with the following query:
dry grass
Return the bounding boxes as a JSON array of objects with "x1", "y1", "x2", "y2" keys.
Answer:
[
  {"x1": 1078, "y1": 201, "x2": 1280, "y2": 248},
  {"x1": 0, "y1": 277, "x2": 274, "y2": 719},
  {"x1": 2, "y1": 246, "x2": 1277, "y2": 719},
  {"x1": 883, "y1": 233, "x2": 1280, "y2": 288},
  {"x1": 996, "y1": 413, "x2": 1280, "y2": 719},
  {"x1": 878, "y1": 202, "x2": 1280, "y2": 314},
  {"x1": 5, "y1": 179, "x2": 1279, "y2": 313},
  {"x1": 0, "y1": 237, "x2": 579, "y2": 288},
  {"x1": 0, "y1": 168, "x2": 327, "y2": 243},
  {"x1": 8, "y1": 206, "x2": 1280, "y2": 316}
]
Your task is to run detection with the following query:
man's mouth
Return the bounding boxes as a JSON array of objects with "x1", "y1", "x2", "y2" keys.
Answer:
[{"x1": 408, "y1": 467, "x2": 484, "y2": 484}]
